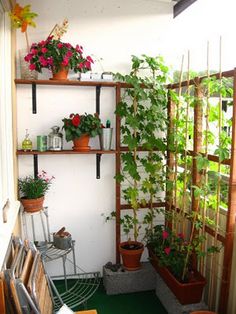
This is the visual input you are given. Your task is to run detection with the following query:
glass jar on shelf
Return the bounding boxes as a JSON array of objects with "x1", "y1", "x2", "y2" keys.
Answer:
[{"x1": 48, "y1": 126, "x2": 63, "y2": 151}]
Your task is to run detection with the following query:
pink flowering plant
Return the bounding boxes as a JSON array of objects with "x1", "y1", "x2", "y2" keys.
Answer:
[
  {"x1": 146, "y1": 223, "x2": 220, "y2": 282},
  {"x1": 147, "y1": 225, "x2": 189, "y2": 282},
  {"x1": 24, "y1": 36, "x2": 93, "y2": 73},
  {"x1": 18, "y1": 171, "x2": 55, "y2": 199}
]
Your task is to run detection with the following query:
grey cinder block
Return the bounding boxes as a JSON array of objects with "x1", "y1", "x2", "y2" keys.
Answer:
[{"x1": 103, "y1": 262, "x2": 156, "y2": 295}]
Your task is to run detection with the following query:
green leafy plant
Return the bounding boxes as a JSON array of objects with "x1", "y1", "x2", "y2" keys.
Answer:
[
  {"x1": 114, "y1": 54, "x2": 169, "y2": 243},
  {"x1": 24, "y1": 36, "x2": 93, "y2": 73},
  {"x1": 62, "y1": 113, "x2": 102, "y2": 141},
  {"x1": 18, "y1": 171, "x2": 54, "y2": 199}
]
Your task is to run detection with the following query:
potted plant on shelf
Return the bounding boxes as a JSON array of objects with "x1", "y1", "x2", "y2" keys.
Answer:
[
  {"x1": 24, "y1": 36, "x2": 93, "y2": 80},
  {"x1": 62, "y1": 112, "x2": 102, "y2": 151},
  {"x1": 18, "y1": 171, "x2": 54, "y2": 213},
  {"x1": 111, "y1": 55, "x2": 168, "y2": 270}
]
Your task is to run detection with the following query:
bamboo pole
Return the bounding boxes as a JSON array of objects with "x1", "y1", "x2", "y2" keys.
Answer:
[
  {"x1": 200, "y1": 41, "x2": 210, "y2": 275},
  {"x1": 173, "y1": 55, "x2": 184, "y2": 233},
  {"x1": 181, "y1": 50, "x2": 190, "y2": 236},
  {"x1": 209, "y1": 37, "x2": 223, "y2": 309}
]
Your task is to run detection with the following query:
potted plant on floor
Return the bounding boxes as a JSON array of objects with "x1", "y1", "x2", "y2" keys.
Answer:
[
  {"x1": 62, "y1": 112, "x2": 102, "y2": 151},
  {"x1": 112, "y1": 55, "x2": 168, "y2": 270},
  {"x1": 18, "y1": 170, "x2": 54, "y2": 213},
  {"x1": 24, "y1": 36, "x2": 93, "y2": 80}
]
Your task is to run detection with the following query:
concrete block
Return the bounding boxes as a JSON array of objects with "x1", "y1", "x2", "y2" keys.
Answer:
[
  {"x1": 155, "y1": 273, "x2": 208, "y2": 314},
  {"x1": 103, "y1": 262, "x2": 156, "y2": 295}
]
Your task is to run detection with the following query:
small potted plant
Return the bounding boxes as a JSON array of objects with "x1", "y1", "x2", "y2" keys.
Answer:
[
  {"x1": 24, "y1": 36, "x2": 93, "y2": 80},
  {"x1": 18, "y1": 171, "x2": 54, "y2": 213},
  {"x1": 62, "y1": 112, "x2": 102, "y2": 151}
]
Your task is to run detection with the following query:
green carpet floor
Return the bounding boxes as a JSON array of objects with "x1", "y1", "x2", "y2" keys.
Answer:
[{"x1": 54, "y1": 280, "x2": 167, "y2": 314}]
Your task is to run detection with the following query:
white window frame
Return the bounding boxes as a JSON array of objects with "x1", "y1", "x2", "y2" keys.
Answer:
[{"x1": 0, "y1": 0, "x2": 20, "y2": 269}]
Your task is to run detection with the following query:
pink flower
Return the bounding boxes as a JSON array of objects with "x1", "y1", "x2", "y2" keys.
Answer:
[
  {"x1": 164, "y1": 247, "x2": 171, "y2": 255},
  {"x1": 24, "y1": 54, "x2": 33, "y2": 62},
  {"x1": 29, "y1": 64, "x2": 36, "y2": 70},
  {"x1": 84, "y1": 61, "x2": 91, "y2": 70},
  {"x1": 76, "y1": 45, "x2": 83, "y2": 53},
  {"x1": 65, "y1": 43, "x2": 72, "y2": 49},
  {"x1": 162, "y1": 230, "x2": 169, "y2": 240},
  {"x1": 41, "y1": 47, "x2": 48, "y2": 53},
  {"x1": 39, "y1": 56, "x2": 48, "y2": 67},
  {"x1": 47, "y1": 57, "x2": 53, "y2": 65},
  {"x1": 62, "y1": 57, "x2": 69, "y2": 66},
  {"x1": 31, "y1": 48, "x2": 38, "y2": 55},
  {"x1": 86, "y1": 56, "x2": 94, "y2": 63},
  {"x1": 78, "y1": 62, "x2": 84, "y2": 69},
  {"x1": 57, "y1": 43, "x2": 63, "y2": 49},
  {"x1": 39, "y1": 40, "x2": 46, "y2": 46},
  {"x1": 66, "y1": 51, "x2": 73, "y2": 58}
]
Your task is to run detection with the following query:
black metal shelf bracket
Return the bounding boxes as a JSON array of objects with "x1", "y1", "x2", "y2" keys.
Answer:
[
  {"x1": 96, "y1": 154, "x2": 102, "y2": 179},
  {"x1": 96, "y1": 86, "x2": 101, "y2": 115},
  {"x1": 32, "y1": 83, "x2": 37, "y2": 114},
  {"x1": 33, "y1": 154, "x2": 38, "y2": 178}
]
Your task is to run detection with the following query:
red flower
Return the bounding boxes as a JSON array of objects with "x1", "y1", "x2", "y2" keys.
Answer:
[
  {"x1": 86, "y1": 56, "x2": 94, "y2": 63},
  {"x1": 65, "y1": 43, "x2": 72, "y2": 49},
  {"x1": 41, "y1": 47, "x2": 48, "y2": 53},
  {"x1": 162, "y1": 230, "x2": 169, "y2": 240},
  {"x1": 57, "y1": 43, "x2": 63, "y2": 49},
  {"x1": 164, "y1": 247, "x2": 171, "y2": 255},
  {"x1": 47, "y1": 57, "x2": 53, "y2": 65},
  {"x1": 62, "y1": 57, "x2": 69, "y2": 66},
  {"x1": 178, "y1": 233, "x2": 184, "y2": 239},
  {"x1": 76, "y1": 45, "x2": 83, "y2": 54},
  {"x1": 29, "y1": 64, "x2": 36, "y2": 70},
  {"x1": 72, "y1": 114, "x2": 80, "y2": 127},
  {"x1": 24, "y1": 54, "x2": 33, "y2": 62},
  {"x1": 39, "y1": 56, "x2": 47, "y2": 66},
  {"x1": 31, "y1": 48, "x2": 38, "y2": 55},
  {"x1": 84, "y1": 61, "x2": 91, "y2": 70},
  {"x1": 69, "y1": 113, "x2": 74, "y2": 118},
  {"x1": 39, "y1": 40, "x2": 46, "y2": 46},
  {"x1": 66, "y1": 51, "x2": 73, "y2": 58}
]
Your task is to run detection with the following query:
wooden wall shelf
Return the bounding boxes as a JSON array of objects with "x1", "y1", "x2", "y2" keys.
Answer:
[
  {"x1": 15, "y1": 79, "x2": 117, "y2": 87},
  {"x1": 17, "y1": 150, "x2": 117, "y2": 155}
]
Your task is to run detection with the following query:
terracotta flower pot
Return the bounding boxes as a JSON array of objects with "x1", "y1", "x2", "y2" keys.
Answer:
[
  {"x1": 20, "y1": 196, "x2": 45, "y2": 213},
  {"x1": 72, "y1": 134, "x2": 90, "y2": 151},
  {"x1": 51, "y1": 66, "x2": 69, "y2": 80},
  {"x1": 148, "y1": 246, "x2": 206, "y2": 305},
  {"x1": 119, "y1": 241, "x2": 144, "y2": 271}
]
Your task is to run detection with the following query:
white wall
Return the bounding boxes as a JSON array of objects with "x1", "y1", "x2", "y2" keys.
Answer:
[{"x1": 16, "y1": 0, "x2": 173, "y2": 274}]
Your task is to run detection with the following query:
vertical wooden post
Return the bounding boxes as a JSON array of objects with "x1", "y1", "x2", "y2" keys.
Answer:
[
  {"x1": 166, "y1": 91, "x2": 175, "y2": 229},
  {"x1": 218, "y1": 69, "x2": 236, "y2": 313},
  {"x1": 192, "y1": 78, "x2": 203, "y2": 213},
  {"x1": 115, "y1": 83, "x2": 121, "y2": 263}
]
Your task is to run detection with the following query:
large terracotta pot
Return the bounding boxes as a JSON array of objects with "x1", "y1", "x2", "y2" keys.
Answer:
[
  {"x1": 119, "y1": 241, "x2": 144, "y2": 271},
  {"x1": 51, "y1": 66, "x2": 69, "y2": 80},
  {"x1": 72, "y1": 134, "x2": 90, "y2": 151},
  {"x1": 20, "y1": 196, "x2": 44, "y2": 213},
  {"x1": 148, "y1": 246, "x2": 206, "y2": 305}
]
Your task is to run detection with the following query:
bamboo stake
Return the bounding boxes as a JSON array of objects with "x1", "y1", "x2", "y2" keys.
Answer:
[
  {"x1": 25, "y1": 31, "x2": 30, "y2": 52},
  {"x1": 133, "y1": 69, "x2": 138, "y2": 242},
  {"x1": 181, "y1": 50, "x2": 190, "y2": 237},
  {"x1": 200, "y1": 41, "x2": 210, "y2": 275},
  {"x1": 174, "y1": 55, "x2": 184, "y2": 233},
  {"x1": 209, "y1": 36, "x2": 223, "y2": 309}
]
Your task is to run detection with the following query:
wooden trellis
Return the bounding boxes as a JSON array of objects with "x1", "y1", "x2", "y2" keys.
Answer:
[{"x1": 115, "y1": 69, "x2": 236, "y2": 312}]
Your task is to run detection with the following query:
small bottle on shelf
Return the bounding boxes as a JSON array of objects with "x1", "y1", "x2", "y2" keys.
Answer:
[{"x1": 22, "y1": 129, "x2": 33, "y2": 151}]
